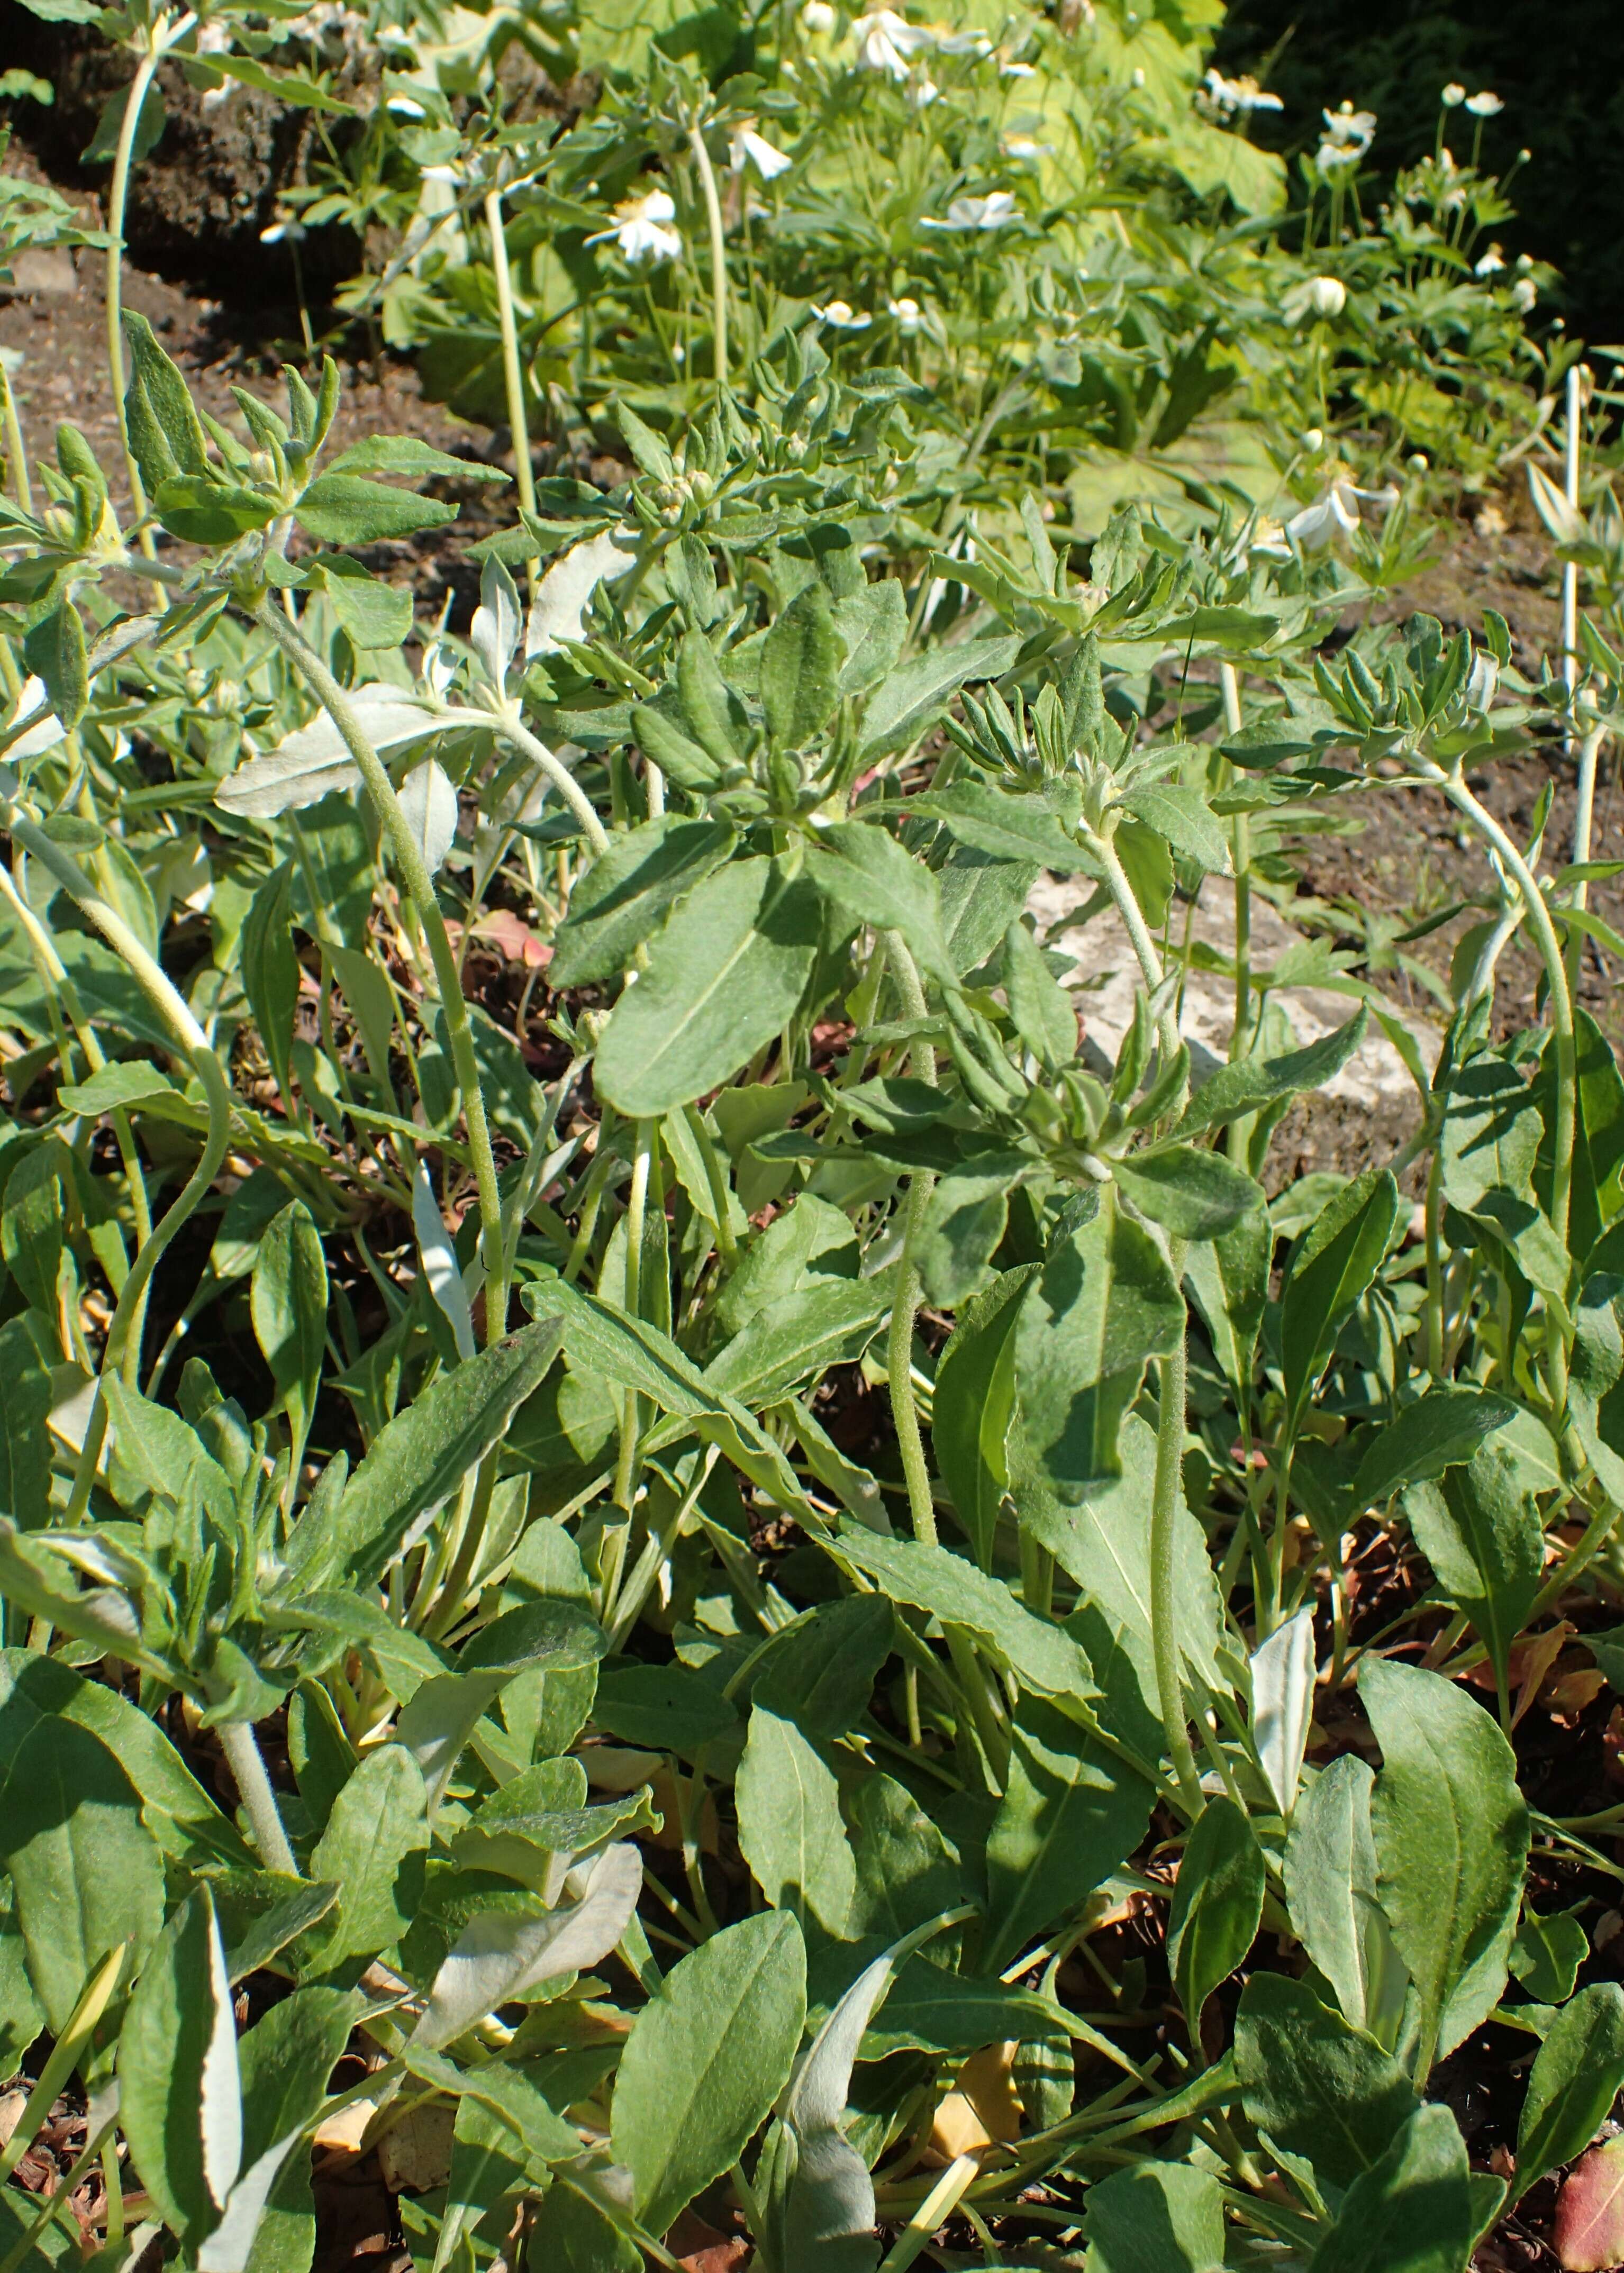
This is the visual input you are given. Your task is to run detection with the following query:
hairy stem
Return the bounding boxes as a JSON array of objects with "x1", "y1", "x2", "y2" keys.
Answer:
[
  {"x1": 492, "y1": 706, "x2": 612, "y2": 857},
  {"x1": 218, "y1": 1717, "x2": 299, "y2": 1875},
  {"x1": 1151, "y1": 1237, "x2": 1202, "y2": 1811},
  {"x1": 483, "y1": 183, "x2": 538, "y2": 543},
  {"x1": 687, "y1": 124, "x2": 729, "y2": 391}
]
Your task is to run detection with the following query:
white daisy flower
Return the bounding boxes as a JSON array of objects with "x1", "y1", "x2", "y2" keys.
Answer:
[
  {"x1": 811, "y1": 299, "x2": 872, "y2": 329},
  {"x1": 921, "y1": 190, "x2": 1018, "y2": 231},
  {"x1": 587, "y1": 187, "x2": 682, "y2": 266},
  {"x1": 730, "y1": 124, "x2": 792, "y2": 178}
]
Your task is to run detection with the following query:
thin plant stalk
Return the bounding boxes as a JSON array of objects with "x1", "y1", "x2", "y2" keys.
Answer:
[
  {"x1": 255, "y1": 599, "x2": 510, "y2": 1341},
  {"x1": 1219, "y1": 661, "x2": 1252, "y2": 1060},
  {"x1": 106, "y1": 20, "x2": 193, "y2": 551},
  {"x1": 483, "y1": 182, "x2": 539, "y2": 553},
  {"x1": 687, "y1": 123, "x2": 729, "y2": 390},
  {"x1": 1562, "y1": 361, "x2": 1581, "y2": 713},
  {"x1": 217, "y1": 1716, "x2": 299, "y2": 1874},
  {"x1": 1565, "y1": 720, "x2": 1607, "y2": 994},
  {"x1": 0, "y1": 358, "x2": 30, "y2": 514},
  {"x1": 1151, "y1": 1236, "x2": 1202, "y2": 1810},
  {"x1": 489, "y1": 706, "x2": 612, "y2": 857}
]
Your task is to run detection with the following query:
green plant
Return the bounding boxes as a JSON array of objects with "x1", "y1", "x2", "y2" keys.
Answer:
[{"x1": 0, "y1": 6, "x2": 1622, "y2": 2265}]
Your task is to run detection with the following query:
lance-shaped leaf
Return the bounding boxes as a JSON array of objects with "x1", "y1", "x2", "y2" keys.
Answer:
[
  {"x1": 412, "y1": 1842, "x2": 642, "y2": 2050},
  {"x1": 215, "y1": 685, "x2": 443, "y2": 818},
  {"x1": 1362, "y1": 1656, "x2": 1528, "y2": 2074},
  {"x1": 1402, "y1": 1436, "x2": 1543, "y2": 1710},
  {"x1": 856, "y1": 635, "x2": 1020, "y2": 761},
  {"x1": 1167, "y1": 1796, "x2": 1265, "y2": 2035},
  {"x1": 304, "y1": 1744, "x2": 429, "y2": 1967},
  {"x1": 1249, "y1": 1608, "x2": 1317, "y2": 1821},
  {"x1": 762, "y1": 580, "x2": 844, "y2": 750},
  {"x1": 1235, "y1": 1974, "x2": 1415, "y2": 2191},
  {"x1": 833, "y1": 1522, "x2": 1094, "y2": 1698},
  {"x1": 805, "y1": 820, "x2": 955, "y2": 985},
  {"x1": 1281, "y1": 1169, "x2": 1401, "y2": 1439},
  {"x1": 594, "y1": 858, "x2": 823, "y2": 1117},
  {"x1": 395, "y1": 1602, "x2": 607, "y2": 1813},
  {"x1": 549, "y1": 817, "x2": 734, "y2": 989},
  {"x1": 1284, "y1": 1754, "x2": 1407, "y2": 2041},
  {"x1": 1081, "y1": 2162, "x2": 1227, "y2": 2272},
  {"x1": 1113, "y1": 1146, "x2": 1265, "y2": 1242},
  {"x1": 119, "y1": 1888, "x2": 242, "y2": 2244},
  {"x1": 1174, "y1": 1011, "x2": 1368, "y2": 1139},
  {"x1": 1517, "y1": 1984, "x2": 1624, "y2": 2205},
  {"x1": 983, "y1": 1696, "x2": 1153, "y2": 1973},
  {"x1": 1014, "y1": 1185, "x2": 1184, "y2": 1497},
  {"x1": 932, "y1": 1265, "x2": 1037, "y2": 1569},
  {"x1": 1308, "y1": 2104, "x2": 1478, "y2": 2273},
  {"x1": 412, "y1": 1161, "x2": 476, "y2": 1362},
  {"x1": 613, "y1": 1912, "x2": 806, "y2": 2238},
  {"x1": 251, "y1": 1201, "x2": 328, "y2": 1478},
  {"x1": 737, "y1": 1706, "x2": 856, "y2": 1937}
]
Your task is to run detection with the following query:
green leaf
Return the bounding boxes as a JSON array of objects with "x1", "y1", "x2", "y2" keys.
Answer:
[
  {"x1": 1401, "y1": 1438, "x2": 1544, "y2": 1707},
  {"x1": 1182, "y1": 1206, "x2": 1269, "y2": 1395},
  {"x1": 304, "y1": 1745, "x2": 429, "y2": 1968},
  {"x1": 240, "y1": 860, "x2": 300, "y2": 1117},
  {"x1": 1281, "y1": 1169, "x2": 1401, "y2": 1438},
  {"x1": 303, "y1": 1320, "x2": 565, "y2": 1588},
  {"x1": 1235, "y1": 1974, "x2": 1414, "y2": 2189},
  {"x1": 549, "y1": 818, "x2": 733, "y2": 988},
  {"x1": 833, "y1": 579, "x2": 906, "y2": 697},
  {"x1": 1308, "y1": 2105, "x2": 1477, "y2": 2273},
  {"x1": 1571, "y1": 1275, "x2": 1624, "y2": 1504},
  {"x1": 806, "y1": 819, "x2": 956, "y2": 985},
  {"x1": 1516, "y1": 1983, "x2": 1624, "y2": 2203},
  {"x1": 847, "y1": 1775, "x2": 966, "y2": 1940},
  {"x1": 0, "y1": 1712, "x2": 166, "y2": 2038},
  {"x1": 0, "y1": 1315, "x2": 52, "y2": 1528},
  {"x1": 251, "y1": 1202, "x2": 327, "y2": 1477},
  {"x1": 833, "y1": 1521, "x2": 1095, "y2": 1698},
  {"x1": 324, "y1": 435, "x2": 506, "y2": 484},
  {"x1": 294, "y1": 474, "x2": 458, "y2": 546},
  {"x1": 913, "y1": 779, "x2": 1099, "y2": 873},
  {"x1": 22, "y1": 598, "x2": 88, "y2": 731},
  {"x1": 704, "y1": 1272, "x2": 893, "y2": 1407},
  {"x1": 122, "y1": 311, "x2": 208, "y2": 475},
  {"x1": 1115, "y1": 784, "x2": 1231, "y2": 874},
  {"x1": 984, "y1": 1696, "x2": 1153, "y2": 1973},
  {"x1": 1511, "y1": 1905, "x2": 1587, "y2": 2004},
  {"x1": 1166, "y1": 1796, "x2": 1265, "y2": 2035},
  {"x1": 1284, "y1": 1754, "x2": 1405, "y2": 2040},
  {"x1": 612, "y1": 1911, "x2": 806, "y2": 2237},
  {"x1": 1080, "y1": 2161, "x2": 1227, "y2": 2272},
  {"x1": 737, "y1": 1705, "x2": 856, "y2": 1936},
  {"x1": 1014, "y1": 1185, "x2": 1184, "y2": 1496},
  {"x1": 762, "y1": 580, "x2": 843, "y2": 750},
  {"x1": 754, "y1": 1594, "x2": 895, "y2": 1741},
  {"x1": 1174, "y1": 1012, "x2": 1368, "y2": 1139},
  {"x1": 857, "y1": 637, "x2": 1020, "y2": 761},
  {"x1": 153, "y1": 476, "x2": 276, "y2": 545},
  {"x1": 1440, "y1": 1054, "x2": 1541, "y2": 1214},
  {"x1": 307, "y1": 558, "x2": 415, "y2": 650},
  {"x1": 593, "y1": 858, "x2": 823, "y2": 1116},
  {"x1": 1113, "y1": 1147, "x2": 1265, "y2": 1242},
  {"x1": 1003, "y1": 918, "x2": 1077, "y2": 1071},
  {"x1": 1351, "y1": 1386, "x2": 1518, "y2": 1508},
  {"x1": 1362, "y1": 1656, "x2": 1529, "y2": 2072},
  {"x1": 118, "y1": 1887, "x2": 240, "y2": 2243},
  {"x1": 633, "y1": 701, "x2": 729, "y2": 793},
  {"x1": 932, "y1": 1265, "x2": 1037, "y2": 1568}
]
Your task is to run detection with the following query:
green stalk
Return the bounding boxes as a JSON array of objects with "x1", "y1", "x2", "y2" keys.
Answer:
[
  {"x1": 1565, "y1": 720, "x2": 1607, "y2": 995},
  {"x1": 489, "y1": 706, "x2": 612, "y2": 858},
  {"x1": 1087, "y1": 824, "x2": 1181, "y2": 1074},
  {"x1": 256, "y1": 599, "x2": 509, "y2": 1344},
  {"x1": 0, "y1": 357, "x2": 31, "y2": 514},
  {"x1": 881, "y1": 933, "x2": 938, "y2": 1550},
  {"x1": 217, "y1": 1716, "x2": 298, "y2": 1875},
  {"x1": 1151, "y1": 1236, "x2": 1202, "y2": 1811},
  {"x1": 1219, "y1": 662, "x2": 1253, "y2": 1066},
  {"x1": 687, "y1": 123, "x2": 729, "y2": 391},
  {"x1": 483, "y1": 182, "x2": 539, "y2": 553},
  {"x1": 0, "y1": 1944, "x2": 125, "y2": 2186},
  {"x1": 106, "y1": 25, "x2": 187, "y2": 551},
  {"x1": 610, "y1": 1119, "x2": 654, "y2": 1524}
]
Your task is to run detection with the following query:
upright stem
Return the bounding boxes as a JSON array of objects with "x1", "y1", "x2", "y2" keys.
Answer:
[
  {"x1": 1565, "y1": 722, "x2": 1607, "y2": 994},
  {"x1": 492, "y1": 706, "x2": 611, "y2": 858},
  {"x1": 1219, "y1": 662, "x2": 1253, "y2": 1061},
  {"x1": 107, "y1": 34, "x2": 180, "y2": 553},
  {"x1": 217, "y1": 1718, "x2": 298, "y2": 1875},
  {"x1": 611, "y1": 1121, "x2": 653, "y2": 1520},
  {"x1": 1089, "y1": 825, "x2": 1181, "y2": 1077},
  {"x1": 0, "y1": 359, "x2": 31, "y2": 514},
  {"x1": 882, "y1": 932, "x2": 937, "y2": 1548},
  {"x1": 256, "y1": 601, "x2": 509, "y2": 1342},
  {"x1": 687, "y1": 124, "x2": 729, "y2": 392},
  {"x1": 483, "y1": 183, "x2": 538, "y2": 543},
  {"x1": 1151, "y1": 1236, "x2": 1202, "y2": 1811},
  {"x1": 1562, "y1": 362, "x2": 1582, "y2": 716}
]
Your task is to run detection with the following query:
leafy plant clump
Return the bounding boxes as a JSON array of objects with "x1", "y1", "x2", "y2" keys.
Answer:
[{"x1": 3, "y1": 4, "x2": 1624, "y2": 2269}]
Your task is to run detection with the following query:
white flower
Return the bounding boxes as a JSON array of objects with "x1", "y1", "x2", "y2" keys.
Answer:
[
  {"x1": 1002, "y1": 134, "x2": 1051, "y2": 161},
  {"x1": 1283, "y1": 274, "x2": 1346, "y2": 322},
  {"x1": 587, "y1": 187, "x2": 681, "y2": 266},
  {"x1": 851, "y1": 7, "x2": 935, "y2": 77},
  {"x1": 1441, "y1": 81, "x2": 1465, "y2": 105},
  {"x1": 1286, "y1": 478, "x2": 1398, "y2": 550},
  {"x1": 907, "y1": 72, "x2": 939, "y2": 105},
  {"x1": 1130, "y1": 66, "x2": 1145, "y2": 87},
  {"x1": 260, "y1": 216, "x2": 307, "y2": 244},
  {"x1": 887, "y1": 295, "x2": 924, "y2": 333},
  {"x1": 1511, "y1": 276, "x2": 1537, "y2": 312},
  {"x1": 811, "y1": 299, "x2": 872, "y2": 329},
  {"x1": 1000, "y1": 58, "x2": 1037, "y2": 77},
  {"x1": 730, "y1": 124, "x2": 792, "y2": 178},
  {"x1": 930, "y1": 25, "x2": 992, "y2": 53},
  {"x1": 1203, "y1": 67, "x2": 1283, "y2": 114},
  {"x1": 921, "y1": 190, "x2": 1018, "y2": 231},
  {"x1": 1464, "y1": 90, "x2": 1503, "y2": 115},
  {"x1": 801, "y1": 0, "x2": 837, "y2": 28},
  {"x1": 1301, "y1": 426, "x2": 1324, "y2": 452},
  {"x1": 385, "y1": 94, "x2": 427, "y2": 117},
  {"x1": 1474, "y1": 244, "x2": 1505, "y2": 276},
  {"x1": 1321, "y1": 101, "x2": 1376, "y2": 153}
]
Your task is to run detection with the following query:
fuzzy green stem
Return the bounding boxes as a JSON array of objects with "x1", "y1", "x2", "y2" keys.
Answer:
[
  {"x1": 0, "y1": 359, "x2": 31, "y2": 515},
  {"x1": 107, "y1": 30, "x2": 187, "y2": 550},
  {"x1": 491, "y1": 706, "x2": 612, "y2": 858},
  {"x1": 687, "y1": 124, "x2": 729, "y2": 391},
  {"x1": 483, "y1": 183, "x2": 538, "y2": 542},
  {"x1": 610, "y1": 1121, "x2": 654, "y2": 1523},
  {"x1": 1219, "y1": 662, "x2": 1253, "y2": 1064},
  {"x1": 217, "y1": 1717, "x2": 298, "y2": 1875},
  {"x1": 1152, "y1": 1236, "x2": 1202, "y2": 1812},
  {"x1": 256, "y1": 599, "x2": 509, "y2": 1343},
  {"x1": 1090, "y1": 824, "x2": 1181, "y2": 1074},
  {"x1": 1565, "y1": 721, "x2": 1607, "y2": 994}
]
